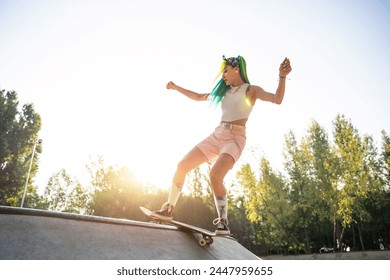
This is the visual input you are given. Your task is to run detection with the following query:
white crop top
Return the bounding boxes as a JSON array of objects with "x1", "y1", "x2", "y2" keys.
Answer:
[{"x1": 221, "y1": 83, "x2": 253, "y2": 122}]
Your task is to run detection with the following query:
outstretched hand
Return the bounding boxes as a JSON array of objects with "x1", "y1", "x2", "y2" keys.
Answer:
[{"x1": 279, "y1": 57, "x2": 292, "y2": 77}]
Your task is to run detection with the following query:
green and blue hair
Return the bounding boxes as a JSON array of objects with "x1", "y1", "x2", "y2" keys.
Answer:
[{"x1": 210, "y1": 55, "x2": 250, "y2": 106}]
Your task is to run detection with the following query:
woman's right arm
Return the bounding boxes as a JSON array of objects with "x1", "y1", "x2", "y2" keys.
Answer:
[{"x1": 166, "y1": 81, "x2": 209, "y2": 101}]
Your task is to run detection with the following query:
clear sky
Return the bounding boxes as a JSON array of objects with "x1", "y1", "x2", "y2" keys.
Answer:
[{"x1": 1, "y1": 0, "x2": 389, "y2": 193}]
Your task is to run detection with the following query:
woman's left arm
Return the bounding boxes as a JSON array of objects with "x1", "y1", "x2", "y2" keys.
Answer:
[{"x1": 248, "y1": 57, "x2": 292, "y2": 105}]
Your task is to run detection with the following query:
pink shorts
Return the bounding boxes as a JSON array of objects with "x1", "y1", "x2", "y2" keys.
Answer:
[{"x1": 196, "y1": 123, "x2": 246, "y2": 163}]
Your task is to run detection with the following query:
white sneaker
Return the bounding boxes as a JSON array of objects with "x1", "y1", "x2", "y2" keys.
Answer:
[
  {"x1": 151, "y1": 202, "x2": 174, "y2": 221},
  {"x1": 213, "y1": 218, "x2": 230, "y2": 235}
]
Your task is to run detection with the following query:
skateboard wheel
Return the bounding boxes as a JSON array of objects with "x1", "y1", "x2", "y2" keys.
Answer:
[{"x1": 199, "y1": 238, "x2": 207, "y2": 246}]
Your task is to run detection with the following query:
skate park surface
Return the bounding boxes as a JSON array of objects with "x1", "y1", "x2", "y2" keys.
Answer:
[
  {"x1": 262, "y1": 250, "x2": 390, "y2": 260},
  {"x1": 0, "y1": 206, "x2": 259, "y2": 260}
]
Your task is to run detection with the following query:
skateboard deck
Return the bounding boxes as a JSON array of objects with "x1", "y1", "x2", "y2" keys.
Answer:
[{"x1": 139, "y1": 206, "x2": 216, "y2": 246}]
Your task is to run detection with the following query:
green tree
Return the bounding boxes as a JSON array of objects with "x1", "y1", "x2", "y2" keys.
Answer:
[
  {"x1": 381, "y1": 130, "x2": 390, "y2": 186},
  {"x1": 0, "y1": 89, "x2": 42, "y2": 206},
  {"x1": 238, "y1": 159, "x2": 296, "y2": 254},
  {"x1": 379, "y1": 131, "x2": 390, "y2": 244},
  {"x1": 85, "y1": 156, "x2": 168, "y2": 221},
  {"x1": 284, "y1": 129, "x2": 321, "y2": 253},
  {"x1": 90, "y1": 166, "x2": 146, "y2": 219},
  {"x1": 43, "y1": 169, "x2": 70, "y2": 211},
  {"x1": 42, "y1": 169, "x2": 89, "y2": 213},
  {"x1": 305, "y1": 121, "x2": 338, "y2": 250},
  {"x1": 227, "y1": 188, "x2": 260, "y2": 254},
  {"x1": 332, "y1": 114, "x2": 384, "y2": 250},
  {"x1": 186, "y1": 166, "x2": 204, "y2": 198}
]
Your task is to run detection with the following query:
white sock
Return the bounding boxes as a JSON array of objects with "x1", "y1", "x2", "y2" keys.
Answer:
[
  {"x1": 214, "y1": 194, "x2": 228, "y2": 220},
  {"x1": 168, "y1": 182, "x2": 183, "y2": 206}
]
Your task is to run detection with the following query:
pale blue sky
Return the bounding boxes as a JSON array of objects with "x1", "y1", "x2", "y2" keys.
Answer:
[{"x1": 1, "y1": 0, "x2": 389, "y2": 192}]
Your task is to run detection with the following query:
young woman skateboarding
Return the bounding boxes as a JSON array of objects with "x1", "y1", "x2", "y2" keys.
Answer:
[{"x1": 152, "y1": 55, "x2": 292, "y2": 235}]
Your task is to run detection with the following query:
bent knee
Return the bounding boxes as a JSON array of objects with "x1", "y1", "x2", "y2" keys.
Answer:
[{"x1": 209, "y1": 169, "x2": 224, "y2": 185}]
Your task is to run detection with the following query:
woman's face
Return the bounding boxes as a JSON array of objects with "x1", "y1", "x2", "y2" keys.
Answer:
[{"x1": 222, "y1": 65, "x2": 239, "y2": 86}]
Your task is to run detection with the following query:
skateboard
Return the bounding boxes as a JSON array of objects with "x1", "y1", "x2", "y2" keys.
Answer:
[{"x1": 139, "y1": 206, "x2": 216, "y2": 246}]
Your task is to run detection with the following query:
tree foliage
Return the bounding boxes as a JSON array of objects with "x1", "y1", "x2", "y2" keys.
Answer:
[
  {"x1": 239, "y1": 115, "x2": 389, "y2": 254},
  {"x1": 0, "y1": 89, "x2": 42, "y2": 206},
  {"x1": 42, "y1": 169, "x2": 90, "y2": 214}
]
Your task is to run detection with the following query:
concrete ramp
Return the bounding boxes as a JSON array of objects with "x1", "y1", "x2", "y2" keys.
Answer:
[{"x1": 0, "y1": 206, "x2": 259, "y2": 260}]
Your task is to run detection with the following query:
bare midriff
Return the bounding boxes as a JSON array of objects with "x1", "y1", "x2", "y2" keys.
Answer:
[{"x1": 221, "y1": 118, "x2": 248, "y2": 127}]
